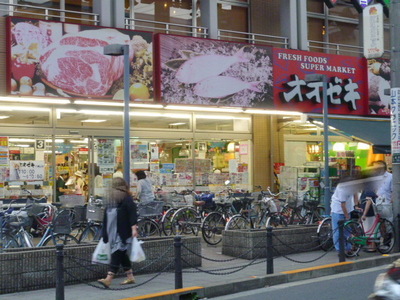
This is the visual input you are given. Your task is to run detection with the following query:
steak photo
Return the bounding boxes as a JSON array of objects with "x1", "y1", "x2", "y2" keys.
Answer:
[{"x1": 40, "y1": 28, "x2": 136, "y2": 96}]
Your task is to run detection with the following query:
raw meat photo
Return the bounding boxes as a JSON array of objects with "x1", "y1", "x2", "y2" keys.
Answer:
[
  {"x1": 158, "y1": 34, "x2": 273, "y2": 108},
  {"x1": 8, "y1": 17, "x2": 153, "y2": 100}
]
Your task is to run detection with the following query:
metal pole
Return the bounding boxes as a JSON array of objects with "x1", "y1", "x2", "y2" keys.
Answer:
[
  {"x1": 55, "y1": 244, "x2": 65, "y2": 300},
  {"x1": 122, "y1": 45, "x2": 131, "y2": 184},
  {"x1": 0, "y1": 214, "x2": 3, "y2": 253},
  {"x1": 174, "y1": 236, "x2": 183, "y2": 289},
  {"x1": 266, "y1": 227, "x2": 274, "y2": 274},
  {"x1": 322, "y1": 76, "x2": 331, "y2": 215},
  {"x1": 338, "y1": 220, "x2": 346, "y2": 262},
  {"x1": 391, "y1": 0, "x2": 400, "y2": 253}
]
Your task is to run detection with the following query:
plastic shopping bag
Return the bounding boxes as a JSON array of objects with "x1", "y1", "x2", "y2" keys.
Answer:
[
  {"x1": 92, "y1": 238, "x2": 111, "y2": 264},
  {"x1": 130, "y1": 237, "x2": 146, "y2": 262}
]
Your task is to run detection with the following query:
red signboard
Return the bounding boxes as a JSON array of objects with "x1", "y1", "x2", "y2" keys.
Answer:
[
  {"x1": 6, "y1": 17, "x2": 153, "y2": 101},
  {"x1": 273, "y1": 48, "x2": 369, "y2": 116}
]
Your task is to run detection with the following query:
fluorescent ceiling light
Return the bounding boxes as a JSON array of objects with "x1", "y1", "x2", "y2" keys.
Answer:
[
  {"x1": 70, "y1": 139, "x2": 88, "y2": 144},
  {"x1": 169, "y1": 122, "x2": 186, "y2": 126},
  {"x1": 14, "y1": 144, "x2": 30, "y2": 147},
  {"x1": 81, "y1": 119, "x2": 106, "y2": 123},
  {"x1": 0, "y1": 106, "x2": 50, "y2": 112},
  {"x1": 9, "y1": 138, "x2": 35, "y2": 142},
  {"x1": 0, "y1": 96, "x2": 70, "y2": 104},
  {"x1": 45, "y1": 139, "x2": 64, "y2": 143},
  {"x1": 165, "y1": 105, "x2": 243, "y2": 113},
  {"x1": 196, "y1": 115, "x2": 250, "y2": 120},
  {"x1": 244, "y1": 110, "x2": 303, "y2": 116},
  {"x1": 0, "y1": 116, "x2": 10, "y2": 119}
]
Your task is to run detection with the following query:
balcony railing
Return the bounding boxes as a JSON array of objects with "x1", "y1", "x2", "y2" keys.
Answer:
[
  {"x1": 125, "y1": 18, "x2": 208, "y2": 38},
  {"x1": 309, "y1": 40, "x2": 391, "y2": 58},
  {"x1": 0, "y1": 2, "x2": 99, "y2": 25},
  {"x1": 217, "y1": 29, "x2": 289, "y2": 48}
]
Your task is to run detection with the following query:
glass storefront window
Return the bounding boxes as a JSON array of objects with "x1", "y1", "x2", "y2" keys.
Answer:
[
  {"x1": 131, "y1": 111, "x2": 191, "y2": 130},
  {"x1": 195, "y1": 114, "x2": 251, "y2": 132},
  {"x1": 0, "y1": 106, "x2": 50, "y2": 126},
  {"x1": 127, "y1": 0, "x2": 199, "y2": 36},
  {"x1": 56, "y1": 109, "x2": 123, "y2": 128}
]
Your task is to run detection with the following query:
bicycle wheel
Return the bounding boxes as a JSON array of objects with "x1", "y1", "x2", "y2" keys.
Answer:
[
  {"x1": 1, "y1": 232, "x2": 19, "y2": 248},
  {"x1": 201, "y1": 212, "x2": 226, "y2": 245},
  {"x1": 42, "y1": 233, "x2": 79, "y2": 246},
  {"x1": 266, "y1": 213, "x2": 288, "y2": 228},
  {"x1": 70, "y1": 223, "x2": 85, "y2": 240},
  {"x1": 343, "y1": 221, "x2": 363, "y2": 257},
  {"x1": 376, "y1": 219, "x2": 395, "y2": 254},
  {"x1": 225, "y1": 215, "x2": 250, "y2": 230},
  {"x1": 80, "y1": 224, "x2": 102, "y2": 243},
  {"x1": 171, "y1": 207, "x2": 199, "y2": 235},
  {"x1": 161, "y1": 208, "x2": 177, "y2": 236},
  {"x1": 137, "y1": 218, "x2": 161, "y2": 238},
  {"x1": 317, "y1": 217, "x2": 333, "y2": 251}
]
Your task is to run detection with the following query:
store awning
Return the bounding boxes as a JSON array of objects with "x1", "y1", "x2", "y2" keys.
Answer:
[{"x1": 327, "y1": 118, "x2": 391, "y2": 154}]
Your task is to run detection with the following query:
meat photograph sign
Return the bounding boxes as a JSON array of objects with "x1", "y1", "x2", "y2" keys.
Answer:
[
  {"x1": 154, "y1": 34, "x2": 274, "y2": 108},
  {"x1": 6, "y1": 17, "x2": 153, "y2": 101},
  {"x1": 273, "y1": 48, "x2": 368, "y2": 115},
  {"x1": 368, "y1": 58, "x2": 391, "y2": 116}
]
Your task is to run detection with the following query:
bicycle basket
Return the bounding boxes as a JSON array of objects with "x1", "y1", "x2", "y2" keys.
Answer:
[
  {"x1": 26, "y1": 203, "x2": 46, "y2": 217},
  {"x1": 59, "y1": 195, "x2": 85, "y2": 208},
  {"x1": 138, "y1": 201, "x2": 164, "y2": 217},
  {"x1": 73, "y1": 205, "x2": 87, "y2": 223},
  {"x1": 53, "y1": 210, "x2": 73, "y2": 234},
  {"x1": 375, "y1": 200, "x2": 393, "y2": 219},
  {"x1": 86, "y1": 204, "x2": 104, "y2": 222}
]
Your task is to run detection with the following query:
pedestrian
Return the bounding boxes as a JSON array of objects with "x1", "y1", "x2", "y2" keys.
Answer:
[
  {"x1": 56, "y1": 170, "x2": 70, "y2": 202},
  {"x1": 330, "y1": 175, "x2": 360, "y2": 254},
  {"x1": 134, "y1": 170, "x2": 155, "y2": 204},
  {"x1": 98, "y1": 177, "x2": 138, "y2": 288}
]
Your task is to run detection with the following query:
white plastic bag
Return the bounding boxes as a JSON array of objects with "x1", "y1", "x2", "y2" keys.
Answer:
[
  {"x1": 92, "y1": 238, "x2": 111, "y2": 264},
  {"x1": 130, "y1": 237, "x2": 146, "y2": 262}
]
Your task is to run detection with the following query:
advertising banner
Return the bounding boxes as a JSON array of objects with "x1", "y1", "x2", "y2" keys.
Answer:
[
  {"x1": 273, "y1": 48, "x2": 368, "y2": 115},
  {"x1": 363, "y1": 4, "x2": 384, "y2": 59},
  {"x1": 155, "y1": 34, "x2": 274, "y2": 108},
  {"x1": 7, "y1": 17, "x2": 153, "y2": 101},
  {"x1": 367, "y1": 57, "x2": 390, "y2": 116}
]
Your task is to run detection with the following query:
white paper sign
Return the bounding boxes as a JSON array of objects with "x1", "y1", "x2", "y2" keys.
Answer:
[
  {"x1": 9, "y1": 160, "x2": 45, "y2": 181},
  {"x1": 363, "y1": 4, "x2": 384, "y2": 59}
]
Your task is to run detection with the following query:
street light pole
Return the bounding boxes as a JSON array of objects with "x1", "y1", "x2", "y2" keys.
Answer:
[
  {"x1": 104, "y1": 44, "x2": 131, "y2": 184},
  {"x1": 305, "y1": 74, "x2": 330, "y2": 215}
]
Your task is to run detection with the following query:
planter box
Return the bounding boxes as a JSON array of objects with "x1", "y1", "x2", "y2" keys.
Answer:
[
  {"x1": 0, "y1": 236, "x2": 201, "y2": 294},
  {"x1": 222, "y1": 225, "x2": 319, "y2": 260}
]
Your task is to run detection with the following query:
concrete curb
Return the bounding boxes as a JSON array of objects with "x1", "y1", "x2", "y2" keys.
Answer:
[{"x1": 120, "y1": 253, "x2": 400, "y2": 300}]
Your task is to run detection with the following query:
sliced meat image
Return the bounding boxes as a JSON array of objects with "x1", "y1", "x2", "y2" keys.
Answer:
[
  {"x1": 40, "y1": 29, "x2": 135, "y2": 96},
  {"x1": 193, "y1": 76, "x2": 261, "y2": 98},
  {"x1": 175, "y1": 47, "x2": 248, "y2": 84}
]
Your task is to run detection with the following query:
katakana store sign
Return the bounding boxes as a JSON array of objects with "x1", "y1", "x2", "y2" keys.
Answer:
[{"x1": 273, "y1": 48, "x2": 368, "y2": 116}]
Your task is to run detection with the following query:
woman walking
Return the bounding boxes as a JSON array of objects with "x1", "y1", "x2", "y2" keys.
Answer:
[{"x1": 98, "y1": 177, "x2": 138, "y2": 288}]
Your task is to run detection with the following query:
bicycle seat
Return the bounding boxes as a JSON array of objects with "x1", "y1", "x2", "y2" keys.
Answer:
[{"x1": 9, "y1": 221, "x2": 25, "y2": 228}]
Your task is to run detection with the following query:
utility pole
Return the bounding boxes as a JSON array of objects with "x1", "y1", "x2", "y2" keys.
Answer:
[{"x1": 391, "y1": 0, "x2": 400, "y2": 252}]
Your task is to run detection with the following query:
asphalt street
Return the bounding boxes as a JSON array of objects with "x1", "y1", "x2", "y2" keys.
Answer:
[{"x1": 211, "y1": 265, "x2": 387, "y2": 300}]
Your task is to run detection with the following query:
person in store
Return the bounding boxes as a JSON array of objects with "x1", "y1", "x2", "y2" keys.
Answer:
[
  {"x1": 94, "y1": 166, "x2": 104, "y2": 198},
  {"x1": 113, "y1": 164, "x2": 124, "y2": 179},
  {"x1": 134, "y1": 170, "x2": 155, "y2": 204},
  {"x1": 55, "y1": 170, "x2": 70, "y2": 202},
  {"x1": 98, "y1": 177, "x2": 138, "y2": 288},
  {"x1": 330, "y1": 175, "x2": 361, "y2": 255},
  {"x1": 74, "y1": 170, "x2": 86, "y2": 195}
]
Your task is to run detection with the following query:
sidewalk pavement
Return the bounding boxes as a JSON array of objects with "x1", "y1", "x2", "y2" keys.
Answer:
[{"x1": 2, "y1": 241, "x2": 399, "y2": 300}]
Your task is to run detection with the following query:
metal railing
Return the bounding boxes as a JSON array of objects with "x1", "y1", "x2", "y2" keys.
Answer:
[
  {"x1": 308, "y1": 40, "x2": 391, "y2": 58},
  {"x1": 217, "y1": 29, "x2": 289, "y2": 48},
  {"x1": 0, "y1": 2, "x2": 99, "y2": 25},
  {"x1": 125, "y1": 18, "x2": 208, "y2": 38}
]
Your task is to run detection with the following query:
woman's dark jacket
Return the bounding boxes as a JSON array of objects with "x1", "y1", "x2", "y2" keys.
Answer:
[{"x1": 102, "y1": 193, "x2": 138, "y2": 244}]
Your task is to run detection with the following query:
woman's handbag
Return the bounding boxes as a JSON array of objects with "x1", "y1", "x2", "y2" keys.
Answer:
[
  {"x1": 92, "y1": 238, "x2": 111, "y2": 264},
  {"x1": 130, "y1": 237, "x2": 146, "y2": 262}
]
